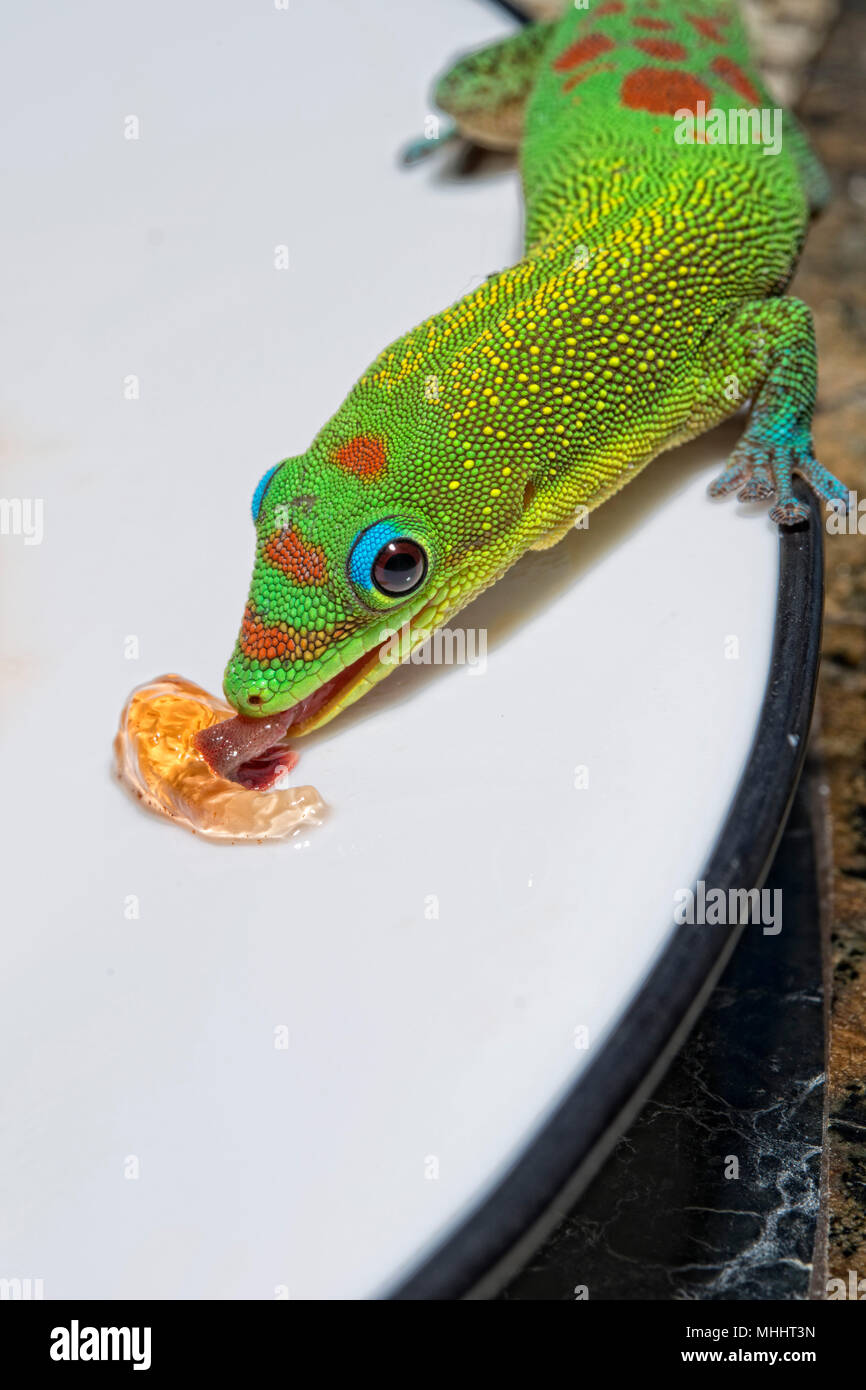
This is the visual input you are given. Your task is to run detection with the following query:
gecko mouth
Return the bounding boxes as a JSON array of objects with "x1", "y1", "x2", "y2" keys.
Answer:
[
  {"x1": 196, "y1": 579, "x2": 455, "y2": 790},
  {"x1": 194, "y1": 640, "x2": 389, "y2": 790}
]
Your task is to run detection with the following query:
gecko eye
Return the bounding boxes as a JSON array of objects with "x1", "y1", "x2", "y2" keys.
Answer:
[
  {"x1": 372, "y1": 539, "x2": 427, "y2": 595},
  {"x1": 251, "y1": 464, "x2": 280, "y2": 522},
  {"x1": 347, "y1": 518, "x2": 434, "y2": 608}
]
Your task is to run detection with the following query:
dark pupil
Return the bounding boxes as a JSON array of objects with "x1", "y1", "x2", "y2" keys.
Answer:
[{"x1": 372, "y1": 539, "x2": 426, "y2": 596}]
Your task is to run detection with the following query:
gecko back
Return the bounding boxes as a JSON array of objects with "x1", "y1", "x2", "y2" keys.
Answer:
[{"x1": 436, "y1": 0, "x2": 823, "y2": 250}]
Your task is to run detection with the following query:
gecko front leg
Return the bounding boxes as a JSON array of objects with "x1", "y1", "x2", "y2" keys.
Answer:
[{"x1": 700, "y1": 298, "x2": 847, "y2": 525}]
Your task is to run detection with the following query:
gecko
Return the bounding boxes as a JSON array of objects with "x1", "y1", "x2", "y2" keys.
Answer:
[{"x1": 196, "y1": 0, "x2": 847, "y2": 785}]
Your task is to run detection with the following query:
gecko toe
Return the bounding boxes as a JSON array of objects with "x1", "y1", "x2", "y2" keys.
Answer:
[
  {"x1": 769, "y1": 498, "x2": 810, "y2": 526},
  {"x1": 737, "y1": 464, "x2": 775, "y2": 501},
  {"x1": 708, "y1": 463, "x2": 748, "y2": 498},
  {"x1": 793, "y1": 456, "x2": 849, "y2": 509}
]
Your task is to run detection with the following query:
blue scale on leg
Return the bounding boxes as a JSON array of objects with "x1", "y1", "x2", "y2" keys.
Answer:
[
  {"x1": 708, "y1": 299, "x2": 848, "y2": 527},
  {"x1": 710, "y1": 419, "x2": 847, "y2": 526}
]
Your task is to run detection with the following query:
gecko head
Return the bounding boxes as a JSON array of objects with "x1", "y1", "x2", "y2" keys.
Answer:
[
  {"x1": 221, "y1": 434, "x2": 489, "y2": 735},
  {"x1": 223, "y1": 455, "x2": 438, "y2": 731},
  {"x1": 221, "y1": 339, "x2": 535, "y2": 738}
]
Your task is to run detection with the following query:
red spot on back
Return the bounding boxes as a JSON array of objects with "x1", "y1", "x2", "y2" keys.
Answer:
[
  {"x1": 621, "y1": 67, "x2": 712, "y2": 115},
  {"x1": 686, "y1": 13, "x2": 724, "y2": 42},
  {"x1": 633, "y1": 38, "x2": 688, "y2": 60},
  {"x1": 332, "y1": 434, "x2": 387, "y2": 481},
  {"x1": 563, "y1": 61, "x2": 617, "y2": 92},
  {"x1": 264, "y1": 527, "x2": 329, "y2": 588},
  {"x1": 711, "y1": 55, "x2": 762, "y2": 105},
  {"x1": 553, "y1": 33, "x2": 615, "y2": 72},
  {"x1": 595, "y1": 1, "x2": 625, "y2": 13},
  {"x1": 632, "y1": 17, "x2": 673, "y2": 31}
]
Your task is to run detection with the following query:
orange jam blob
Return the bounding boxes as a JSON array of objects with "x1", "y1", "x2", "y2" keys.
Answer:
[{"x1": 114, "y1": 674, "x2": 325, "y2": 842}]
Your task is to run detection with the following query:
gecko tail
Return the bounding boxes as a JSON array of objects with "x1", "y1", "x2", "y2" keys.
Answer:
[{"x1": 429, "y1": 20, "x2": 556, "y2": 154}]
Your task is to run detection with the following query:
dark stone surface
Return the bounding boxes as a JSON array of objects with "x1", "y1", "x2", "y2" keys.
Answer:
[
  {"x1": 797, "y1": 0, "x2": 866, "y2": 1291},
  {"x1": 501, "y1": 779, "x2": 824, "y2": 1300}
]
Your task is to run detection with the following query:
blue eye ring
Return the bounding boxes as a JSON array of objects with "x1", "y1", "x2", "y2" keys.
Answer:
[
  {"x1": 347, "y1": 518, "x2": 432, "y2": 609},
  {"x1": 251, "y1": 464, "x2": 281, "y2": 522}
]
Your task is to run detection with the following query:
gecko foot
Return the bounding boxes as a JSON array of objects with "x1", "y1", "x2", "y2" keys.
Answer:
[{"x1": 708, "y1": 429, "x2": 847, "y2": 528}]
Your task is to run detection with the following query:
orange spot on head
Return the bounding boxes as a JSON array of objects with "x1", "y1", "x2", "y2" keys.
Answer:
[
  {"x1": 553, "y1": 33, "x2": 615, "y2": 72},
  {"x1": 686, "y1": 12, "x2": 724, "y2": 42},
  {"x1": 633, "y1": 38, "x2": 688, "y2": 60},
  {"x1": 239, "y1": 607, "x2": 297, "y2": 663},
  {"x1": 332, "y1": 434, "x2": 387, "y2": 481},
  {"x1": 595, "y1": 1, "x2": 625, "y2": 13},
  {"x1": 711, "y1": 55, "x2": 762, "y2": 105},
  {"x1": 632, "y1": 16, "x2": 674, "y2": 31},
  {"x1": 563, "y1": 61, "x2": 617, "y2": 92},
  {"x1": 264, "y1": 527, "x2": 329, "y2": 588},
  {"x1": 238, "y1": 607, "x2": 358, "y2": 663},
  {"x1": 621, "y1": 67, "x2": 712, "y2": 115}
]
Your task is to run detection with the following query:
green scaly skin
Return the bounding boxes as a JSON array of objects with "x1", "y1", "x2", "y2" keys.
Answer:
[{"x1": 221, "y1": 0, "x2": 846, "y2": 733}]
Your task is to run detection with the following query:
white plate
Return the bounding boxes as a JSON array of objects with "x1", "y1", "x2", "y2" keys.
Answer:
[{"x1": 0, "y1": 0, "x2": 816, "y2": 1299}]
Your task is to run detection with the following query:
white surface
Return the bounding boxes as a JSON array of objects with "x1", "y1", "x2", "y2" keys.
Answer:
[{"x1": 0, "y1": 0, "x2": 779, "y2": 1298}]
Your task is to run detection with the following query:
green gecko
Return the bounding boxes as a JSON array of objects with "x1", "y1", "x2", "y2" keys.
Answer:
[{"x1": 206, "y1": 0, "x2": 847, "y2": 767}]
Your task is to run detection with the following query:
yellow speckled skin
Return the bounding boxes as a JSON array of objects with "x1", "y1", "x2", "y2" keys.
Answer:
[{"x1": 221, "y1": 0, "x2": 846, "y2": 729}]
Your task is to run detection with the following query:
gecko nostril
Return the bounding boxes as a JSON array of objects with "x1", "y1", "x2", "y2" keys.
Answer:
[{"x1": 247, "y1": 693, "x2": 264, "y2": 707}]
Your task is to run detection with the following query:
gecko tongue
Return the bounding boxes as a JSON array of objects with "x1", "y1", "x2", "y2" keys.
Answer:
[
  {"x1": 192, "y1": 675, "x2": 344, "y2": 791},
  {"x1": 196, "y1": 642, "x2": 384, "y2": 789},
  {"x1": 194, "y1": 709, "x2": 297, "y2": 791}
]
